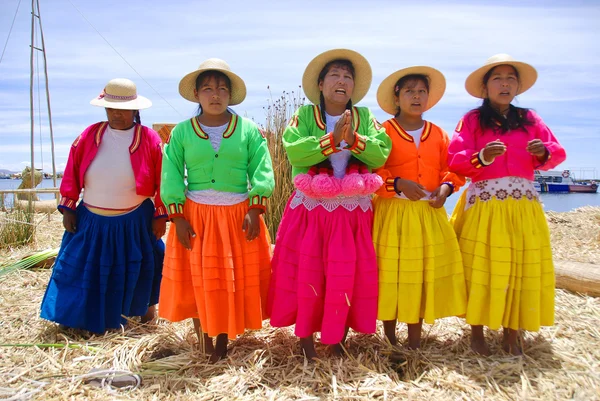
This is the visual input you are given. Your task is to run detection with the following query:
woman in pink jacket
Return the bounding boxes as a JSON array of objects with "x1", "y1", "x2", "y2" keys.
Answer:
[
  {"x1": 40, "y1": 79, "x2": 167, "y2": 333},
  {"x1": 448, "y1": 55, "x2": 566, "y2": 356}
]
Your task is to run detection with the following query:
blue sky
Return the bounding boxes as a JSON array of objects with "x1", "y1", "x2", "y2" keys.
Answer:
[{"x1": 1, "y1": 0, "x2": 599, "y2": 179}]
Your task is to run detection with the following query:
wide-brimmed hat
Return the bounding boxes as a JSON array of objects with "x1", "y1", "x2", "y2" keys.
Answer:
[
  {"x1": 90, "y1": 78, "x2": 152, "y2": 110},
  {"x1": 465, "y1": 54, "x2": 537, "y2": 98},
  {"x1": 376, "y1": 66, "x2": 446, "y2": 115},
  {"x1": 178, "y1": 58, "x2": 246, "y2": 105},
  {"x1": 302, "y1": 49, "x2": 372, "y2": 105}
]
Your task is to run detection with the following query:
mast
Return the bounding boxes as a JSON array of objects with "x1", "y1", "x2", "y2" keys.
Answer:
[
  {"x1": 36, "y1": 0, "x2": 56, "y2": 190},
  {"x1": 29, "y1": 0, "x2": 57, "y2": 193},
  {"x1": 29, "y1": 0, "x2": 35, "y2": 190}
]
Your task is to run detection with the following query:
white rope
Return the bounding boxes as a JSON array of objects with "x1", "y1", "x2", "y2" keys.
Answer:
[
  {"x1": 0, "y1": 0, "x2": 23, "y2": 66},
  {"x1": 73, "y1": 369, "x2": 142, "y2": 393}
]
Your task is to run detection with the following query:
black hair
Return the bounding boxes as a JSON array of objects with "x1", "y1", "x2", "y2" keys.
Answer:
[
  {"x1": 317, "y1": 59, "x2": 354, "y2": 124},
  {"x1": 393, "y1": 74, "x2": 429, "y2": 118},
  {"x1": 476, "y1": 65, "x2": 532, "y2": 133},
  {"x1": 194, "y1": 70, "x2": 232, "y2": 116}
]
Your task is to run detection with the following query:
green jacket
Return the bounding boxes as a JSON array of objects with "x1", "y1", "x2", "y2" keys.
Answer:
[
  {"x1": 283, "y1": 105, "x2": 391, "y2": 177},
  {"x1": 161, "y1": 114, "x2": 274, "y2": 218}
]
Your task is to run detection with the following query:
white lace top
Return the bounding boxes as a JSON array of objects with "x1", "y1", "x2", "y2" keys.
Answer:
[{"x1": 290, "y1": 190, "x2": 372, "y2": 213}]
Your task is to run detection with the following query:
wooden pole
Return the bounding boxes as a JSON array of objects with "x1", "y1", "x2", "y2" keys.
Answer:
[
  {"x1": 29, "y1": 0, "x2": 35, "y2": 191},
  {"x1": 36, "y1": 0, "x2": 57, "y2": 197}
]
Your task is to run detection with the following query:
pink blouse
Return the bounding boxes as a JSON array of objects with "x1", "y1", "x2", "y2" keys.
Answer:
[{"x1": 448, "y1": 109, "x2": 566, "y2": 182}]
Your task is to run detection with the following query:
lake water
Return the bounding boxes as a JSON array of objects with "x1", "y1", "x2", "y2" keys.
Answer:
[{"x1": 1, "y1": 178, "x2": 599, "y2": 213}]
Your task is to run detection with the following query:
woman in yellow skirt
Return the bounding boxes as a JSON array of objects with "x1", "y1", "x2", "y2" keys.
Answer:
[
  {"x1": 448, "y1": 54, "x2": 566, "y2": 355},
  {"x1": 373, "y1": 67, "x2": 467, "y2": 349}
]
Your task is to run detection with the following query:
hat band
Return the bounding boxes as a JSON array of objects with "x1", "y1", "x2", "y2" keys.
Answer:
[{"x1": 99, "y1": 90, "x2": 138, "y2": 101}]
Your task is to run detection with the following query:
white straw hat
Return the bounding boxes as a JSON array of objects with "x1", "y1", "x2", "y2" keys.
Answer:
[
  {"x1": 178, "y1": 58, "x2": 246, "y2": 105},
  {"x1": 302, "y1": 48, "x2": 372, "y2": 105},
  {"x1": 90, "y1": 78, "x2": 152, "y2": 110},
  {"x1": 465, "y1": 54, "x2": 537, "y2": 98},
  {"x1": 377, "y1": 66, "x2": 446, "y2": 115}
]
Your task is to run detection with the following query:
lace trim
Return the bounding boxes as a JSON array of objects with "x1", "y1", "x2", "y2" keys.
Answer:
[
  {"x1": 465, "y1": 176, "x2": 540, "y2": 211},
  {"x1": 186, "y1": 189, "x2": 248, "y2": 206},
  {"x1": 289, "y1": 190, "x2": 372, "y2": 212}
]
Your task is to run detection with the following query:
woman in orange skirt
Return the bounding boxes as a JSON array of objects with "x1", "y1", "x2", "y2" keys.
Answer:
[{"x1": 159, "y1": 58, "x2": 275, "y2": 362}]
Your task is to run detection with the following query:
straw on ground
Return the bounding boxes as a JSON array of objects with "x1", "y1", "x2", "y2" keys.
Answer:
[{"x1": 0, "y1": 207, "x2": 599, "y2": 400}]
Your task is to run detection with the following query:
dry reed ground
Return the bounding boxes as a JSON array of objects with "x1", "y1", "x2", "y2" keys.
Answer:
[{"x1": 0, "y1": 208, "x2": 598, "y2": 400}]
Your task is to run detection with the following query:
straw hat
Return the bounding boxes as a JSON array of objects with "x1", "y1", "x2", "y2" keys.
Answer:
[
  {"x1": 302, "y1": 49, "x2": 372, "y2": 105},
  {"x1": 376, "y1": 66, "x2": 446, "y2": 115},
  {"x1": 178, "y1": 58, "x2": 246, "y2": 105},
  {"x1": 465, "y1": 54, "x2": 537, "y2": 98},
  {"x1": 90, "y1": 78, "x2": 152, "y2": 110}
]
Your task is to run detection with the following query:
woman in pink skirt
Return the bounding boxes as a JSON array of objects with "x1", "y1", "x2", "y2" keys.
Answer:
[{"x1": 267, "y1": 49, "x2": 392, "y2": 360}]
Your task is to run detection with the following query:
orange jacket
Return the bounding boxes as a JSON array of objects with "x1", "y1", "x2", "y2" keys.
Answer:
[{"x1": 375, "y1": 119, "x2": 465, "y2": 198}]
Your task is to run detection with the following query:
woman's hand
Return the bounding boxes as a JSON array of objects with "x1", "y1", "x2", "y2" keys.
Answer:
[
  {"x1": 152, "y1": 217, "x2": 167, "y2": 240},
  {"x1": 527, "y1": 139, "x2": 548, "y2": 162},
  {"x1": 242, "y1": 208, "x2": 262, "y2": 241},
  {"x1": 482, "y1": 140, "x2": 506, "y2": 163},
  {"x1": 62, "y1": 209, "x2": 77, "y2": 233},
  {"x1": 395, "y1": 178, "x2": 426, "y2": 201},
  {"x1": 428, "y1": 184, "x2": 452, "y2": 208},
  {"x1": 172, "y1": 217, "x2": 196, "y2": 250},
  {"x1": 332, "y1": 110, "x2": 351, "y2": 146}
]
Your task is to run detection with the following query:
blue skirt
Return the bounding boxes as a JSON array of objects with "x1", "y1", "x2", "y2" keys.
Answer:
[{"x1": 40, "y1": 199, "x2": 164, "y2": 333}]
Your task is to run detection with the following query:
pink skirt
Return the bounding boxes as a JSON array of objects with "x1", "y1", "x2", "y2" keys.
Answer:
[{"x1": 267, "y1": 192, "x2": 378, "y2": 344}]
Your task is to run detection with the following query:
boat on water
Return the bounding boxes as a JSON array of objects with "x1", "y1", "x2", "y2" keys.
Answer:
[{"x1": 534, "y1": 170, "x2": 598, "y2": 193}]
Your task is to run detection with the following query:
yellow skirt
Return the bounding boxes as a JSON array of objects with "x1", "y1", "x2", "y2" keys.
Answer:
[
  {"x1": 451, "y1": 191, "x2": 554, "y2": 331},
  {"x1": 373, "y1": 197, "x2": 467, "y2": 324}
]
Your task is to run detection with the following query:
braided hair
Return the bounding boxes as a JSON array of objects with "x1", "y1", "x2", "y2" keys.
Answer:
[{"x1": 316, "y1": 59, "x2": 359, "y2": 169}]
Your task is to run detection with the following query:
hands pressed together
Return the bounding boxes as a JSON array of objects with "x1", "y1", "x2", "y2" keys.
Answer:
[{"x1": 332, "y1": 110, "x2": 355, "y2": 147}]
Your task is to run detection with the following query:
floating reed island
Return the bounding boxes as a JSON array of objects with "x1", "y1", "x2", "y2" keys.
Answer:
[{"x1": 0, "y1": 207, "x2": 598, "y2": 400}]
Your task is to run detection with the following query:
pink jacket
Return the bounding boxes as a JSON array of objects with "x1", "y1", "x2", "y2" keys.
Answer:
[
  {"x1": 58, "y1": 122, "x2": 167, "y2": 218},
  {"x1": 448, "y1": 109, "x2": 566, "y2": 182}
]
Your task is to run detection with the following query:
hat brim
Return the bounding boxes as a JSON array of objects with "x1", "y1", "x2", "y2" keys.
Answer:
[
  {"x1": 90, "y1": 95, "x2": 152, "y2": 110},
  {"x1": 178, "y1": 68, "x2": 246, "y2": 105},
  {"x1": 465, "y1": 61, "x2": 537, "y2": 98},
  {"x1": 376, "y1": 66, "x2": 446, "y2": 116},
  {"x1": 302, "y1": 49, "x2": 372, "y2": 105}
]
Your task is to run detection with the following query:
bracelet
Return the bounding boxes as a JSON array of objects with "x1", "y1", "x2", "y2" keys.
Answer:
[
  {"x1": 393, "y1": 177, "x2": 402, "y2": 195},
  {"x1": 442, "y1": 182, "x2": 455, "y2": 197}
]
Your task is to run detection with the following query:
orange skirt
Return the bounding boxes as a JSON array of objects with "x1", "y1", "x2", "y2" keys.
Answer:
[{"x1": 158, "y1": 199, "x2": 271, "y2": 339}]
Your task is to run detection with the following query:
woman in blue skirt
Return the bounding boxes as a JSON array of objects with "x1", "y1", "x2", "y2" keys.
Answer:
[{"x1": 40, "y1": 78, "x2": 167, "y2": 333}]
